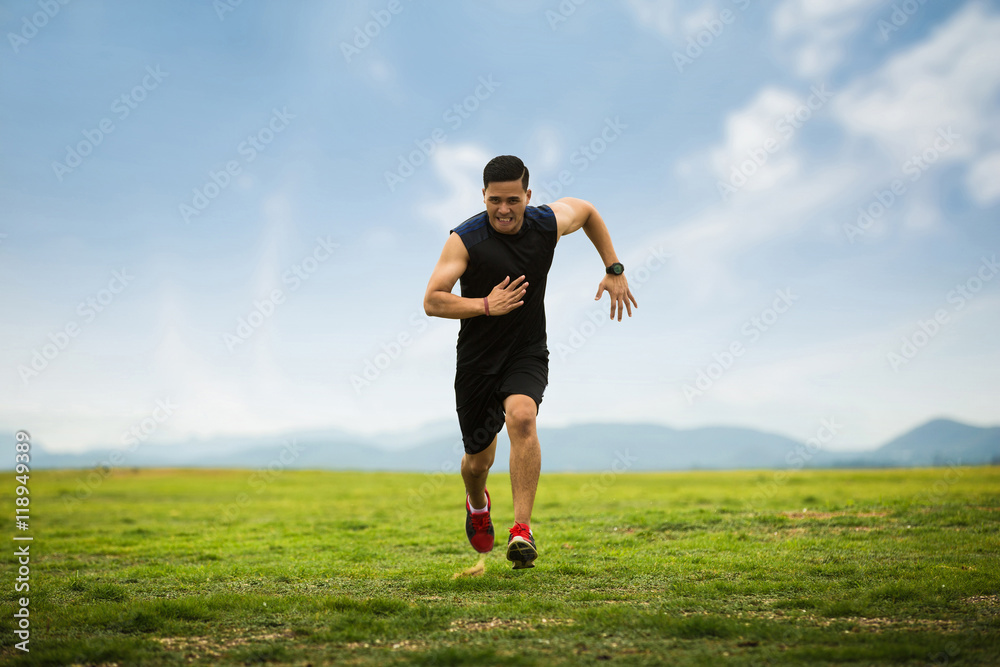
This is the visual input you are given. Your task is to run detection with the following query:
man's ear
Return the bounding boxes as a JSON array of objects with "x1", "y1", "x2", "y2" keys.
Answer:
[
  {"x1": 525, "y1": 188, "x2": 531, "y2": 205},
  {"x1": 482, "y1": 188, "x2": 487, "y2": 204}
]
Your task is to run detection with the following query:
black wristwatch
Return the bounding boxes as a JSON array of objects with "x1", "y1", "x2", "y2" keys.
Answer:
[{"x1": 606, "y1": 262, "x2": 624, "y2": 276}]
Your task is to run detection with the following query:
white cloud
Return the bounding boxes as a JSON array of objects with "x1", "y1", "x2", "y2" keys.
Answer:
[
  {"x1": 833, "y1": 2, "x2": 1000, "y2": 161},
  {"x1": 661, "y1": 79, "x2": 849, "y2": 301},
  {"x1": 554, "y1": 1, "x2": 1000, "y2": 448},
  {"x1": 662, "y1": 3, "x2": 1000, "y2": 293},
  {"x1": 710, "y1": 86, "x2": 805, "y2": 194},
  {"x1": 772, "y1": 0, "x2": 883, "y2": 77},
  {"x1": 833, "y1": 2, "x2": 1000, "y2": 208},
  {"x1": 255, "y1": 191, "x2": 295, "y2": 296},
  {"x1": 967, "y1": 151, "x2": 1000, "y2": 206},
  {"x1": 624, "y1": 0, "x2": 723, "y2": 44},
  {"x1": 528, "y1": 124, "x2": 562, "y2": 174},
  {"x1": 650, "y1": 160, "x2": 860, "y2": 305},
  {"x1": 680, "y1": 5, "x2": 722, "y2": 36},
  {"x1": 773, "y1": 0, "x2": 880, "y2": 37},
  {"x1": 623, "y1": 0, "x2": 682, "y2": 40},
  {"x1": 367, "y1": 58, "x2": 394, "y2": 85},
  {"x1": 419, "y1": 142, "x2": 491, "y2": 232}
]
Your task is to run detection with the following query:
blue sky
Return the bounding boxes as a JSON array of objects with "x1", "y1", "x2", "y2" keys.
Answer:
[{"x1": 2, "y1": 0, "x2": 999, "y2": 454}]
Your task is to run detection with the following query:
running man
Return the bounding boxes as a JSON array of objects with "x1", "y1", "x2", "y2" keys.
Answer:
[{"x1": 423, "y1": 155, "x2": 636, "y2": 569}]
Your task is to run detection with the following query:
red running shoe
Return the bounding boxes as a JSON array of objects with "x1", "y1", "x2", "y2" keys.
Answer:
[
  {"x1": 506, "y1": 522, "x2": 537, "y2": 569},
  {"x1": 465, "y1": 489, "x2": 494, "y2": 553}
]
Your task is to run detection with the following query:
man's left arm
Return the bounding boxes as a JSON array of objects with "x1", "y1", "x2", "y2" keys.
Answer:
[{"x1": 549, "y1": 197, "x2": 638, "y2": 321}]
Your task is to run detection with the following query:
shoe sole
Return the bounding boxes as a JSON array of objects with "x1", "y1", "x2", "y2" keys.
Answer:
[{"x1": 506, "y1": 537, "x2": 537, "y2": 570}]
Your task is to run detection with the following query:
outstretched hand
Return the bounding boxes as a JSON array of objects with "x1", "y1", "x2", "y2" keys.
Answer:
[
  {"x1": 595, "y1": 274, "x2": 637, "y2": 321},
  {"x1": 486, "y1": 275, "x2": 527, "y2": 316}
]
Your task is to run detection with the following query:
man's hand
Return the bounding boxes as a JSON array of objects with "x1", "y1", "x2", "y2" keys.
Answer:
[
  {"x1": 487, "y1": 275, "x2": 528, "y2": 316},
  {"x1": 595, "y1": 274, "x2": 637, "y2": 321}
]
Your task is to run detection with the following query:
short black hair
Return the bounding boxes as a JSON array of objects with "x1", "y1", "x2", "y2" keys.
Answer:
[{"x1": 483, "y1": 155, "x2": 529, "y2": 191}]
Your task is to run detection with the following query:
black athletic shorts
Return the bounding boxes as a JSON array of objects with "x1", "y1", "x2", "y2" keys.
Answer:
[{"x1": 455, "y1": 350, "x2": 548, "y2": 455}]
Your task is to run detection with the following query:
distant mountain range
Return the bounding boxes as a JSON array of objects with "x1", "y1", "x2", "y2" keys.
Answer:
[{"x1": 8, "y1": 418, "x2": 999, "y2": 472}]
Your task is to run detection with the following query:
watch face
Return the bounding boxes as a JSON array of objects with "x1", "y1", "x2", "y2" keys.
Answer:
[{"x1": 612, "y1": 263, "x2": 624, "y2": 275}]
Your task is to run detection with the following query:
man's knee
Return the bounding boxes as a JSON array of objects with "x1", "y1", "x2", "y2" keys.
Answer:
[
  {"x1": 464, "y1": 436, "x2": 496, "y2": 476},
  {"x1": 465, "y1": 454, "x2": 492, "y2": 476},
  {"x1": 505, "y1": 397, "x2": 537, "y2": 441}
]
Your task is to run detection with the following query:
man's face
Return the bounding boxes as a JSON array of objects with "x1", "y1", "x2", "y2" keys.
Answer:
[{"x1": 483, "y1": 180, "x2": 531, "y2": 235}]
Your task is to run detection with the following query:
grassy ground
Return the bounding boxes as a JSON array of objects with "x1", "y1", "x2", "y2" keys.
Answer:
[{"x1": 1, "y1": 466, "x2": 998, "y2": 665}]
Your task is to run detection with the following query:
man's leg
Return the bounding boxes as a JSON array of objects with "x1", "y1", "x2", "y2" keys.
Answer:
[
  {"x1": 504, "y1": 394, "x2": 541, "y2": 526},
  {"x1": 462, "y1": 435, "x2": 497, "y2": 510}
]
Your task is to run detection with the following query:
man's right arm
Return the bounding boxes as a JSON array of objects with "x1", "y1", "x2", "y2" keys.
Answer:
[
  {"x1": 423, "y1": 232, "x2": 528, "y2": 319},
  {"x1": 423, "y1": 233, "x2": 487, "y2": 319}
]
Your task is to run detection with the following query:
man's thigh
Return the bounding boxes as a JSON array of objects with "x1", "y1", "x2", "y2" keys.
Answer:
[{"x1": 455, "y1": 371, "x2": 506, "y2": 455}]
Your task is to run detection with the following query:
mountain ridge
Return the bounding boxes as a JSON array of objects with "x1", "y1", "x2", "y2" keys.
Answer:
[{"x1": 9, "y1": 417, "x2": 999, "y2": 472}]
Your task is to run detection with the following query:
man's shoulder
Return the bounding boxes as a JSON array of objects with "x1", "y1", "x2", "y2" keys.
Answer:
[
  {"x1": 525, "y1": 204, "x2": 557, "y2": 233},
  {"x1": 451, "y1": 211, "x2": 490, "y2": 249},
  {"x1": 452, "y1": 211, "x2": 488, "y2": 235}
]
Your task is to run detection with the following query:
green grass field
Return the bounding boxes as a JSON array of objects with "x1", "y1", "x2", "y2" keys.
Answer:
[{"x1": 2, "y1": 466, "x2": 998, "y2": 665}]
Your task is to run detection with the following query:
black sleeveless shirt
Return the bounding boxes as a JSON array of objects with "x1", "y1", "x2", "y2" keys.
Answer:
[{"x1": 450, "y1": 205, "x2": 558, "y2": 374}]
